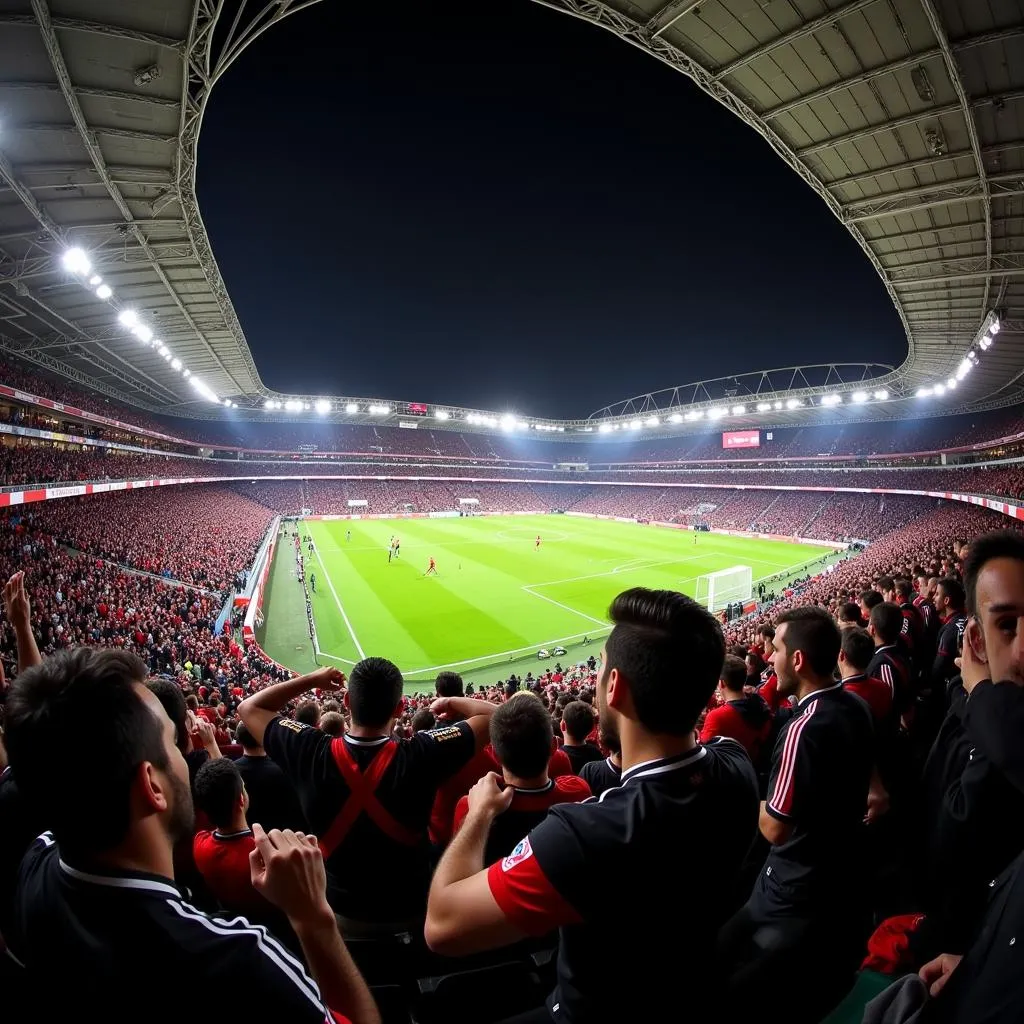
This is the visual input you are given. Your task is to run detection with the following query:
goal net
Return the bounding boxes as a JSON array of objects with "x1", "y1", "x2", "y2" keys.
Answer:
[{"x1": 695, "y1": 565, "x2": 753, "y2": 612}]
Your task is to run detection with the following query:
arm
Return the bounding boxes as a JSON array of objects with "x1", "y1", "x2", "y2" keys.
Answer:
[
  {"x1": 4, "y1": 572, "x2": 41, "y2": 673},
  {"x1": 759, "y1": 801, "x2": 793, "y2": 845},
  {"x1": 425, "y1": 773, "x2": 524, "y2": 956},
  {"x1": 431, "y1": 696, "x2": 497, "y2": 751},
  {"x1": 240, "y1": 667, "x2": 345, "y2": 744}
]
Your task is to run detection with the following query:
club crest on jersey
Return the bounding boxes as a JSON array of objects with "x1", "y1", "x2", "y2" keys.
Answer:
[{"x1": 502, "y1": 837, "x2": 533, "y2": 872}]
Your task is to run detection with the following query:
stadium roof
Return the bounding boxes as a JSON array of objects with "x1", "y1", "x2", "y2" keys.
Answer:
[{"x1": 0, "y1": 0, "x2": 1021, "y2": 436}]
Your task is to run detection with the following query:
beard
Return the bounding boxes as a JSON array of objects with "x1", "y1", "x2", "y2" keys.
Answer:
[
  {"x1": 596, "y1": 667, "x2": 620, "y2": 751},
  {"x1": 166, "y1": 769, "x2": 196, "y2": 844}
]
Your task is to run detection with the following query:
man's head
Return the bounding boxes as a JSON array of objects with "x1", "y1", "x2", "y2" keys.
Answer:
[
  {"x1": 874, "y1": 576, "x2": 896, "y2": 602},
  {"x1": 719, "y1": 654, "x2": 747, "y2": 697},
  {"x1": 916, "y1": 574, "x2": 934, "y2": 600},
  {"x1": 320, "y1": 711, "x2": 345, "y2": 737},
  {"x1": 411, "y1": 709, "x2": 435, "y2": 734},
  {"x1": 894, "y1": 579, "x2": 914, "y2": 604},
  {"x1": 839, "y1": 628, "x2": 874, "y2": 677},
  {"x1": 294, "y1": 701, "x2": 320, "y2": 728},
  {"x1": 772, "y1": 607, "x2": 841, "y2": 695},
  {"x1": 234, "y1": 721, "x2": 262, "y2": 753},
  {"x1": 962, "y1": 531, "x2": 1024, "y2": 687},
  {"x1": 756, "y1": 625, "x2": 775, "y2": 656},
  {"x1": 147, "y1": 678, "x2": 188, "y2": 755},
  {"x1": 192, "y1": 757, "x2": 246, "y2": 830},
  {"x1": 561, "y1": 700, "x2": 595, "y2": 744},
  {"x1": 4, "y1": 649, "x2": 193, "y2": 859},
  {"x1": 345, "y1": 657, "x2": 404, "y2": 730},
  {"x1": 435, "y1": 671, "x2": 464, "y2": 698},
  {"x1": 868, "y1": 603, "x2": 903, "y2": 646},
  {"x1": 598, "y1": 588, "x2": 724, "y2": 739},
  {"x1": 859, "y1": 589, "x2": 883, "y2": 620},
  {"x1": 836, "y1": 602, "x2": 862, "y2": 629},
  {"x1": 491, "y1": 693, "x2": 554, "y2": 781},
  {"x1": 934, "y1": 577, "x2": 966, "y2": 617}
]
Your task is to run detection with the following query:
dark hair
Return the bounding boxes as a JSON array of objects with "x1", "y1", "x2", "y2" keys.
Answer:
[
  {"x1": 756, "y1": 624, "x2": 775, "y2": 641},
  {"x1": 936, "y1": 577, "x2": 966, "y2": 611},
  {"x1": 435, "y1": 671, "x2": 464, "y2": 698},
  {"x1": 5, "y1": 649, "x2": 163, "y2": 856},
  {"x1": 837, "y1": 601, "x2": 862, "y2": 624},
  {"x1": 720, "y1": 654, "x2": 747, "y2": 693},
  {"x1": 963, "y1": 531, "x2": 1024, "y2": 615},
  {"x1": 776, "y1": 607, "x2": 841, "y2": 678},
  {"x1": 492, "y1": 694, "x2": 553, "y2": 778},
  {"x1": 875, "y1": 576, "x2": 895, "y2": 594},
  {"x1": 841, "y1": 628, "x2": 875, "y2": 673},
  {"x1": 295, "y1": 701, "x2": 320, "y2": 727},
  {"x1": 235, "y1": 721, "x2": 259, "y2": 749},
  {"x1": 411, "y1": 709, "x2": 435, "y2": 733},
  {"x1": 561, "y1": 700, "x2": 595, "y2": 742},
  {"x1": 193, "y1": 758, "x2": 243, "y2": 828},
  {"x1": 348, "y1": 657, "x2": 404, "y2": 728},
  {"x1": 147, "y1": 678, "x2": 188, "y2": 754},
  {"x1": 727, "y1": 644, "x2": 748, "y2": 660},
  {"x1": 319, "y1": 711, "x2": 345, "y2": 737},
  {"x1": 860, "y1": 590, "x2": 883, "y2": 612},
  {"x1": 322, "y1": 699, "x2": 342, "y2": 714},
  {"x1": 603, "y1": 588, "x2": 724, "y2": 736},
  {"x1": 894, "y1": 579, "x2": 914, "y2": 601},
  {"x1": 869, "y1": 603, "x2": 903, "y2": 645}
]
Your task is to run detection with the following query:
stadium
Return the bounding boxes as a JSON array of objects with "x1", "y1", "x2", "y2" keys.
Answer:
[{"x1": 0, "y1": 1, "x2": 1022, "y2": 1022}]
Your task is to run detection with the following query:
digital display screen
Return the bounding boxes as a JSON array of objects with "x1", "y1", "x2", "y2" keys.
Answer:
[
  {"x1": 722, "y1": 430, "x2": 760, "y2": 449},
  {"x1": 404, "y1": 402, "x2": 428, "y2": 416}
]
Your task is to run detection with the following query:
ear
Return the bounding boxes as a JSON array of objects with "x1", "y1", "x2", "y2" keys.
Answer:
[
  {"x1": 559, "y1": 719, "x2": 567, "y2": 735},
  {"x1": 967, "y1": 618, "x2": 989, "y2": 666},
  {"x1": 792, "y1": 649, "x2": 806, "y2": 676},
  {"x1": 137, "y1": 761, "x2": 168, "y2": 815},
  {"x1": 606, "y1": 667, "x2": 627, "y2": 712}
]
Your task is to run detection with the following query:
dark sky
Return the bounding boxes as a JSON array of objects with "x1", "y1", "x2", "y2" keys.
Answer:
[{"x1": 197, "y1": 0, "x2": 905, "y2": 418}]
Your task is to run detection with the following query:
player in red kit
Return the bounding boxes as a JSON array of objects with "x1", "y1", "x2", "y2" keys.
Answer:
[{"x1": 425, "y1": 556, "x2": 438, "y2": 576}]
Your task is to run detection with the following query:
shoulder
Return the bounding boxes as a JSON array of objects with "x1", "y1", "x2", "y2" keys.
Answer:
[
  {"x1": 553, "y1": 774, "x2": 592, "y2": 800},
  {"x1": 411, "y1": 721, "x2": 473, "y2": 747},
  {"x1": 266, "y1": 716, "x2": 323, "y2": 742},
  {"x1": 192, "y1": 831, "x2": 216, "y2": 855}
]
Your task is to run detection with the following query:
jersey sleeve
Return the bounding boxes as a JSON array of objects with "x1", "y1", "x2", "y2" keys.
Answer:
[
  {"x1": 486, "y1": 811, "x2": 585, "y2": 936},
  {"x1": 699, "y1": 706, "x2": 728, "y2": 744},
  {"x1": 766, "y1": 709, "x2": 819, "y2": 821},
  {"x1": 409, "y1": 721, "x2": 476, "y2": 780},
  {"x1": 263, "y1": 717, "x2": 332, "y2": 783}
]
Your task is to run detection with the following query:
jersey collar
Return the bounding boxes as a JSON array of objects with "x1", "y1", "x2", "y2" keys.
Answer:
[
  {"x1": 512, "y1": 780, "x2": 554, "y2": 795},
  {"x1": 842, "y1": 674, "x2": 868, "y2": 684},
  {"x1": 58, "y1": 853, "x2": 182, "y2": 899},
  {"x1": 213, "y1": 829, "x2": 254, "y2": 841},
  {"x1": 620, "y1": 745, "x2": 708, "y2": 786},
  {"x1": 343, "y1": 734, "x2": 390, "y2": 747},
  {"x1": 797, "y1": 681, "x2": 843, "y2": 706}
]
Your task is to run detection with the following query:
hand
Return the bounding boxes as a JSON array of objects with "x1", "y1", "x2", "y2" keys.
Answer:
[
  {"x1": 249, "y1": 824, "x2": 331, "y2": 926},
  {"x1": 429, "y1": 697, "x2": 451, "y2": 719},
  {"x1": 187, "y1": 711, "x2": 216, "y2": 748},
  {"x1": 960, "y1": 618, "x2": 989, "y2": 694},
  {"x1": 919, "y1": 953, "x2": 962, "y2": 998},
  {"x1": 310, "y1": 666, "x2": 346, "y2": 692},
  {"x1": 3, "y1": 572, "x2": 31, "y2": 631},
  {"x1": 864, "y1": 786, "x2": 890, "y2": 824},
  {"x1": 466, "y1": 772, "x2": 514, "y2": 820}
]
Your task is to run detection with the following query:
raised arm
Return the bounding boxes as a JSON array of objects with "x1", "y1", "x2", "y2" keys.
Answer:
[
  {"x1": 4, "y1": 572, "x2": 41, "y2": 673},
  {"x1": 430, "y1": 695, "x2": 498, "y2": 750},
  {"x1": 239, "y1": 666, "x2": 346, "y2": 744}
]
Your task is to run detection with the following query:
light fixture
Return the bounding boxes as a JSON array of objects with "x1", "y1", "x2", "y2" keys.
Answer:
[
  {"x1": 435, "y1": 409, "x2": 450, "y2": 420},
  {"x1": 171, "y1": 358, "x2": 182, "y2": 371},
  {"x1": 731, "y1": 405, "x2": 745, "y2": 416},
  {"x1": 773, "y1": 401, "x2": 783, "y2": 410},
  {"x1": 189, "y1": 376, "x2": 219, "y2": 403},
  {"x1": 645, "y1": 416, "x2": 659, "y2": 427},
  {"x1": 312, "y1": 399, "x2": 330, "y2": 415},
  {"x1": 708, "y1": 407, "x2": 727, "y2": 420},
  {"x1": 284, "y1": 399, "x2": 302, "y2": 412},
  {"x1": 61, "y1": 248, "x2": 91, "y2": 276},
  {"x1": 95, "y1": 284, "x2": 112, "y2": 300},
  {"x1": 917, "y1": 386, "x2": 933, "y2": 397},
  {"x1": 934, "y1": 383, "x2": 946, "y2": 396},
  {"x1": 786, "y1": 398, "x2": 802, "y2": 410},
  {"x1": 182, "y1": 369, "x2": 191, "y2": 379},
  {"x1": 990, "y1": 318, "x2": 1001, "y2": 334},
  {"x1": 873, "y1": 389, "x2": 889, "y2": 401},
  {"x1": 598, "y1": 423, "x2": 613, "y2": 433},
  {"x1": 368, "y1": 404, "x2": 390, "y2": 416},
  {"x1": 851, "y1": 391, "x2": 868, "y2": 404},
  {"x1": 500, "y1": 414, "x2": 518, "y2": 431},
  {"x1": 947, "y1": 377, "x2": 957, "y2": 389},
  {"x1": 133, "y1": 325, "x2": 153, "y2": 344},
  {"x1": 157, "y1": 345, "x2": 169, "y2": 358},
  {"x1": 345, "y1": 403, "x2": 359, "y2": 414},
  {"x1": 161, "y1": 349, "x2": 171, "y2": 361},
  {"x1": 117, "y1": 309, "x2": 138, "y2": 328},
  {"x1": 668, "y1": 412, "x2": 683, "y2": 424},
  {"x1": 821, "y1": 394, "x2": 842, "y2": 407},
  {"x1": 88, "y1": 275, "x2": 102, "y2": 287},
  {"x1": 756, "y1": 402, "x2": 771, "y2": 412}
]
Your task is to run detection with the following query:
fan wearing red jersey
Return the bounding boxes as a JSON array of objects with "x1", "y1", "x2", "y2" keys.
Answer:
[
  {"x1": 452, "y1": 693, "x2": 590, "y2": 865},
  {"x1": 700, "y1": 655, "x2": 773, "y2": 764}
]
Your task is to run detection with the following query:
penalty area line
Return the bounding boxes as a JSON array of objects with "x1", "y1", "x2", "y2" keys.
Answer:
[{"x1": 313, "y1": 546, "x2": 367, "y2": 660}]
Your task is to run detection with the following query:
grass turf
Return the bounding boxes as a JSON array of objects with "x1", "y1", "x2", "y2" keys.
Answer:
[{"x1": 260, "y1": 515, "x2": 838, "y2": 690}]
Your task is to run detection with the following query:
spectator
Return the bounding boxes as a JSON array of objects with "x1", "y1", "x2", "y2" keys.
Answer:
[
  {"x1": 411, "y1": 709, "x2": 435, "y2": 734},
  {"x1": 559, "y1": 700, "x2": 602, "y2": 774},
  {"x1": 836, "y1": 601, "x2": 864, "y2": 630},
  {"x1": 424, "y1": 588, "x2": 759, "y2": 1021},
  {"x1": 700, "y1": 654, "x2": 773, "y2": 764},
  {"x1": 320, "y1": 711, "x2": 346, "y2": 737},
  {"x1": 295, "y1": 701, "x2": 321, "y2": 728},
  {"x1": 233, "y1": 722, "x2": 308, "y2": 834},
  {"x1": 452, "y1": 693, "x2": 590, "y2": 864},
  {"x1": 3, "y1": 647, "x2": 379, "y2": 1023},
  {"x1": 719, "y1": 606, "x2": 874, "y2": 1022},
  {"x1": 579, "y1": 722, "x2": 622, "y2": 797},
  {"x1": 868, "y1": 603, "x2": 913, "y2": 714},
  {"x1": 838, "y1": 628, "x2": 893, "y2": 725},
  {"x1": 239, "y1": 663, "x2": 494, "y2": 930}
]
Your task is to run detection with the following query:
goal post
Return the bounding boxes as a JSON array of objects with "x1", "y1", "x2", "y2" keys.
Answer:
[{"x1": 695, "y1": 565, "x2": 753, "y2": 612}]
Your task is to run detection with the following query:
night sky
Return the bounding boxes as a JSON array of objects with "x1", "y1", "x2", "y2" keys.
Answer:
[{"x1": 197, "y1": 0, "x2": 905, "y2": 419}]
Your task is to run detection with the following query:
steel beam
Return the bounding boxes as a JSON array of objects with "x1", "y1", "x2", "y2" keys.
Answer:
[
  {"x1": 893, "y1": 268, "x2": 1024, "y2": 287},
  {"x1": 844, "y1": 184, "x2": 1024, "y2": 224},
  {"x1": 0, "y1": 80, "x2": 180, "y2": 109},
  {"x1": 17, "y1": 122, "x2": 177, "y2": 144},
  {"x1": 643, "y1": 0, "x2": 702, "y2": 40},
  {"x1": 0, "y1": 12, "x2": 183, "y2": 49}
]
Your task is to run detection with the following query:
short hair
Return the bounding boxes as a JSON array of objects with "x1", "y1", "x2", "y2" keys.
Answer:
[
  {"x1": 776, "y1": 606, "x2": 841, "y2": 678},
  {"x1": 837, "y1": 601, "x2": 862, "y2": 624},
  {"x1": 727, "y1": 644, "x2": 748, "y2": 660},
  {"x1": 875, "y1": 576, "x2": 895, "y2": 594},
  {"x1": 860, "y1": 590, "x2": 883, "y2": 612},
  {"x1": 963, "y1": 531, "x2": 1024, "y2": 615},
  {"x1": 295, "y1": 701, "x2": 320, "y2": 727},
  {"x1": 347, "y1": 657, "x2": 404, "y2": 728},
  {"x1": 192, "y1": 758, "x2": 243, "y2": 828},
  {"x1": 147, "y1": 678, "x2": 188, "y2": 754},
  {"x1": 603, "y1": 588, "x2": 724, "y2": 736},
  {"x1": 894, "y1": 579, "x2": 914, "y2": 601},
  {"x1": 841, "y1": 628, "x2": 875, "y2": 673},
  {"x1": 319, "y1": 711, "x2": 345, "y2": 737},
  {"x1": 321, "y1": 699, "x2": 342, "y2": 714},
  {"x1": 4, "y1": 649, "x2": 162, "y2": 857},
  {"x1": 757, "y1": 625, "x2": 775, "y2": 641},
  {"x1": 869, "y1": 603, "x2": 903, "y2": 645},
  {"x1": 936, "y1": 577, "x2": 966, "y2": 612},
  {"x1": 561, "y1": 700, "x2": 595, "y2": 742},
  {"x1": 411, "y1": 709, "x2": 435, "y2": 733},
  {"x1": 720, "y1": 654, "x2": 747, "y2": 692},
  {"x1": 491, "y1": 694, "x2": 553, "y2": 778},
  {"x1": 234, "y1": 721, "x2": 259, "y2": 749},
  {"x1": 435, "y1": 671, "x2": 464, "y2": 698}
]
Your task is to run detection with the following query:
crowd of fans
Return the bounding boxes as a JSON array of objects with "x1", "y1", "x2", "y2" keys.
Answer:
[{"x1": 3, "y1": 484, "x2": 1024, "y2": 1022}]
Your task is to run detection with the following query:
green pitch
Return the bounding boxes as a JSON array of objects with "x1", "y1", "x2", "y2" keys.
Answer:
[{"x1": 259, "y1": 515, "x2": 839, "y2": 690}]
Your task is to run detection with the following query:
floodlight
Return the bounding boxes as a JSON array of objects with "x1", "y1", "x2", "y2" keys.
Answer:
[
  {"x1": 161, "y1": 349, "x2": 171, "y2": 361},
  {"x1": 645, "y1": 416, "x2": 659, "y2": 427},
  {"x1": 182, "y1": 369, "x2": 191, "y2": 378},
  {"x1": 851, "y1": 391, "x2": 868, "y2": 404},
  {"x1": 62, "y1": 248, "x2": 91, "y2": 276},
  {"x1": 873, "y1": 389, "x2": 889, "y2": 401},
  {"x1": 756, "y1": 402, "x2": 771, "y2": 412},
  {"x1": 773, "y1": 401, "x2": 783, "y2": 410},
  {"x1": 934, "y1": 383, "x2": 946, "y2": 396},
  {"x1": 314, "y1": 399, "x2": 331, "y2": 414},
  {"x1": 88, "y1": 275, "x2": 102, "y2": 286},
  {"x1": 500, "y1": 414, "x2": 517, "y2": 431},
  {"x1": 668, "y1": 412, "x2": 683, "y2": 424},
  {"x1": 821, "y1": 394, "x2": 842, "y2": 407},
  {"x1": 171, "y1": 358, "x2": 182, "y2": 371},
  {"x1": 684, "y1": 410, "x2": 703, "y2": 421},
  {"x1": 980, "y1": 335, "x2": 992, "y2": 350},
  {"x1": 345, "y1": 403, "x2": 359, "y2": 414},
  {"x1": 708, "y1": 407, "x2": 727, "y2": 420},
  {"x1": 133, "y1": 325, "x2": 153, "y2": 344},
  {"x1": 264, "y1": 399, "x2": 275, "y2": 409},
  {"x1": 284, "y1": 399, "x2": 302, "y2": 412},
  {"x1": 118, "y1": 309, "x2": 138, "y2": 328},
  {"x1": 731, "y1": 405, "x2": 745, "y2": 416},
  {"x1": 917, "y1": 386, "x2": 932, "y2": 397},
  {"x1": 435, "y1": 409, "x2": 450, "y2": 420},
  {"x1": 947, "y1": 377, "x2": 957, "y2": 389},
  {"x1": 786, "y1": 398, "x2": 802, "y2": 410},
  {"x1": 990, "y1": 318, "x2": 1001, "y2": 334},
  {"x1": 157, "y1": 345, "x2": 169, "y2": 358},
  {"x1": 957, "y1": 358, "x2": 972, "y2": 379},
  {"x1": 628, "y1": 420, "x2": 643, "y2": 430},
  {"x1": 95, "y1": 284, "x2": 112, "y2": 300},
  {"x1": 598, "y1": 423, "x2": 613, "y2": 433}
]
